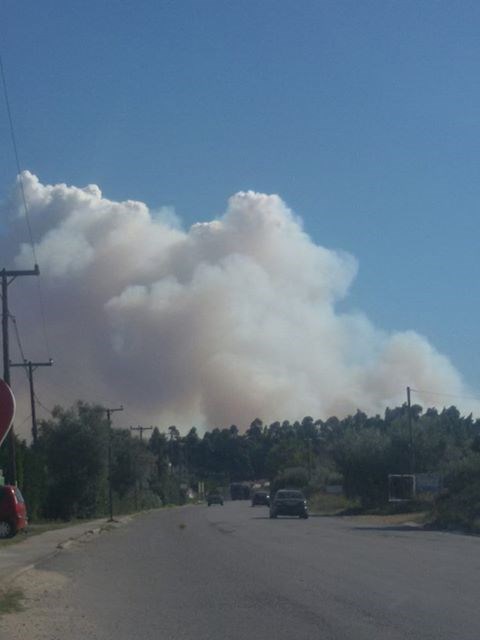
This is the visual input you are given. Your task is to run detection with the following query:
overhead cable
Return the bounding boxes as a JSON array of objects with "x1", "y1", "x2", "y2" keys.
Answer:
[
  {"x1": 410, "y1": 388, "x2": 480, "y2": 404},
  {"x1": 0, "y1": 49, "x2": 52, "y2": 360}
]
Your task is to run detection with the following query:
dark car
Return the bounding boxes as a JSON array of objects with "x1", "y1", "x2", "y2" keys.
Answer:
[
  {"x1": 207, "y1": 493, "x2": 224, "y2": 506},
  {"x1": 251, "y1": 490, "x2": 270, "y2": 506},
  {"x1": 269, "y1": 489, "x2": 308, "y2": 519},
  {"x1": 230, "y1": 482, "x2": 250, "y2": 500},
  {"x1": 0, "y1": 485, "x2": 28, "y2": 538}
]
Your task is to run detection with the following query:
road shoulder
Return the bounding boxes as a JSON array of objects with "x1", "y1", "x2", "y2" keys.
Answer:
[{"x1": 0, "y1": 516, "x2": 132, "y2": 589}]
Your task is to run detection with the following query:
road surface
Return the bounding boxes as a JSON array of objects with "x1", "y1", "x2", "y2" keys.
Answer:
[{"x1": 4, "y1": 502, "x2": 480, "y2": 639}]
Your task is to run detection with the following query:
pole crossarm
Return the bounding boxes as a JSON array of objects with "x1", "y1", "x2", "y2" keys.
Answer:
[
  {"x1": 10, "y1": 359, "x2": 53, "y2": 369},
  {"x1": 130, "y1": 425, "x2": 153, "y2": 441},
  {"x1": 1, "y1": 266, "x2": 40, "y2": 276},
  {"x1": 1, "y1": 265, "x2": 40, "y2": 286},
  {"x1": 103, "y1": 406, "x2": 124, "y2": 418}
]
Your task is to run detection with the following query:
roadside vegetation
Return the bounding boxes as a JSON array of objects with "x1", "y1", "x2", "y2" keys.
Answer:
[
  {"x1": 0, "y1": 588, "x2": 24, "y2": 616},
  {"x1": 1, "y1": 402, "x2": 479, "y2": 531}
]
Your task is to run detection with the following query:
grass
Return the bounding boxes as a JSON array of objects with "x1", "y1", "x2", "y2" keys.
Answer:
[
  {"x1": 0, "y1": 588, "x2": 24, "y2": 616},
  {"x1": 344, "y1": 511, "x2": 429, "y2": 526},
  {"x1": 308, "y1": 492, "x2": 430, "y2": 526},
  {"x1": 308, "y1": 492, "x2": 358, "y2": 515}
]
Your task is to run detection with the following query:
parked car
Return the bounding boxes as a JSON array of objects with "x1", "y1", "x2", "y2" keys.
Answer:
[
  {"x1": 207, "y1": 493, "x2": 224, "y2": 506},
  {"x1": 269, "y1": 489, "x2": 308, "y2": 519},
  {"x1": 251, "y1": 490, "x2": 270, "y2": 506},
  {"x1": 0, "y1": 485, "x2": 28, "y2": 538}
]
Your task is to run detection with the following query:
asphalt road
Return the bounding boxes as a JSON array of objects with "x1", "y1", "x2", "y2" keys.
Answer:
[{"x1": 16, "y1": 502, "x2": 480, "y2": 639}]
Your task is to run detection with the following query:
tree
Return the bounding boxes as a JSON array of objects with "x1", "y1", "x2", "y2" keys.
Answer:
[
  {"x1": 110, "y1": 429, "x2": 138, "y2": 498},
  {"x1": 168, "y1": 425, "x2": 180, "y2": 440},
  {"x1": 38, "y1": 402, "x2": 108, "y2": 520},
  {"x1": 334, "y1": 427, "x2": 393, "y2": 508},
  {"x1": 246, "y1": 419, "x2": 263, "y2": 441},
  {"x1": 149, "y1": 427, "x2": 170, "y2": 477},
  {"x1": 271, "y1": 467, "x2": 309, "y2": 495}
]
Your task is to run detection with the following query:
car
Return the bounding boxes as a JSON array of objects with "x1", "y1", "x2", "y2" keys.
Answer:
[
  {"x1": 269, "y1": 489, "x2": 308, "y2": 519},
  {"x1": 207, "y1": 493, "x2": 224, "y2": 506},
  {"x1": 251, "y1": 490, "x2": 270, "y2": 506},
  {"x1": 0, "y1": 485, "x2": 28, "y2": 538}
]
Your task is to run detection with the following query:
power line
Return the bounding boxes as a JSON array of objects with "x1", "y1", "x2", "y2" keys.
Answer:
[
  {"x1": 9, "y1": 313, "x2": 27, "y2": 364},
  {"x1": 0, "y1": 52, "x2": 36, "y2": 257},
  {"x1": 36, "y1": 280, "x2": 52, "y2": 359},
  {"x1": 38, "y1": 362, "x2": 139, "y2": 423},
  {"x1": 11, "y1": 359, "x2": 53, "y2": 444},
  {"x1": 410, "y1": 388, "x2": 480, "y2": 404},
  {"x1": 42, "y1": 361, "x2": 111, "y2": 398},
  {"x1": 33, "y1": 392, "x2": 54, "y2": 416},
  {"x1": 0, "y1": 49, "x2": 52, "y2": 361},
  {"x1": 17, "y1": 413, "x2": 33, "y2": 429}
]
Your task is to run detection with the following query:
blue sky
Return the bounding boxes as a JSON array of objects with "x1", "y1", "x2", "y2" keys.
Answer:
[{"x1": 1, "y1": 1, "x2": 480, "y2": 393}]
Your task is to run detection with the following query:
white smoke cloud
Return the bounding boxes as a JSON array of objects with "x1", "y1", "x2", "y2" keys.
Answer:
[{"x1": 2, "y1": 172, "x2": 476, "y2": 434}]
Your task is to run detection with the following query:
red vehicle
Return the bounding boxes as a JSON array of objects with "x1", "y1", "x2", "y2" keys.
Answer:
[{"x1": 0, "y1": 485, "x2": 28, "y2": 538}]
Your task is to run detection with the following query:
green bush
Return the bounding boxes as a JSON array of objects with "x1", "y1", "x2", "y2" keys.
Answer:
[
  {"x1": 432, "y1": 454, "x2": 480, "y2": 530},
  {"x1": 334, "y1": 428, "x2": 393, "y2": 508},
  {"x1": 271, "y1": 467, "x2": 309, "y2": 495}
]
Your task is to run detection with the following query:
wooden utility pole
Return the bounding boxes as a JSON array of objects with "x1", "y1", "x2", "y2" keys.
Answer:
[
  {"x1": 10, "y1": 359, "x2": 53, "y2": 445},
  {"x1": 1, "y1": 266, "x2": 39, "y2": 485},
  {"x1": 130, "y1": 426, "x2": 152, "y2": 509},
  {"x1": 407, "y1": 386, "x2": 415, "y2": 474},
  {"x1": 103, "y1": 406, "x2": 123, "y2": 522},
  {"x1": 307, "y1": 437, "x2": 313, "y2": 481},
  {"x1": 130, "y1": 425, "x2": 152, "y2": 441}
]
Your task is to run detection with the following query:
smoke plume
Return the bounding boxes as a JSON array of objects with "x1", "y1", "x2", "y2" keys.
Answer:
[{"x1": 1, "y1": 172, "x2": 476, "y2": 434}]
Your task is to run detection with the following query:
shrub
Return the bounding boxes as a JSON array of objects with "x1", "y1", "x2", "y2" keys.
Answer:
[
  {"x1": 432, "y1": 454, "x2": 480, "y2": 530},
  {"x1": 271, "y1": 467, "x2": 309, "y2": 495}
]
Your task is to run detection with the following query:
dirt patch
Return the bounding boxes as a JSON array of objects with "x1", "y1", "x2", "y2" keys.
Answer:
[{"x1": 0, "y1": 567, "x2": 97, "y2": 639}]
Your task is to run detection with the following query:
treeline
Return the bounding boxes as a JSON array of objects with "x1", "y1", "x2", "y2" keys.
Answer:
[{"x1": 2, "y1": 401, "x2": 480, "y2": 528}]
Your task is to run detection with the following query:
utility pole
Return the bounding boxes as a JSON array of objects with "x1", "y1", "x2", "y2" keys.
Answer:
[
  {"x1": 102, "y1": 406, "x2": 123, "y2": 522},
  {"x1": 307, "y1": 437, "x2": 313, "y2": 481},
  {"x1": 130, "y1": 426, "x2": 152, "y2": 510},
  {"x1": 1, "y1": 266, "x2": 39, "y2": 485},
  {"x1": 130, "y1": 425, "x2": 153, "y2": 441},
  {"x1": 407, "y1": 386, "x2": 415, "y2": 474},
  {"x1": 10, "y1": 359, "x2": 53, "y2": 445}
]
